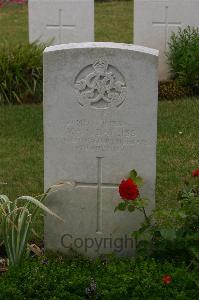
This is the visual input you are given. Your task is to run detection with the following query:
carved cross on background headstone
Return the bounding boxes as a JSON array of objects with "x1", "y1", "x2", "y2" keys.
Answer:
[
  {"x1": 152, "y1": 6, "x2": 181, "y2": 50},
  {"x1": 46, "y1": 9, "x2": 75, "y2": 43},
  {"x1": 76, "y1": 157, "x2": 118, "y2": 234}
]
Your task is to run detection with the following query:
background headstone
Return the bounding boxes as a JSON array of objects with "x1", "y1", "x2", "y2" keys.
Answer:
[
  {"x1": 134, "y1": 0, "x2": 199, "y2": 80},
  {"x1": 43, "y1": 42, "x2": 158, "y2": 257},
  {"x1": 28, "y1": 0, "x2": 94, "y2": 45}
]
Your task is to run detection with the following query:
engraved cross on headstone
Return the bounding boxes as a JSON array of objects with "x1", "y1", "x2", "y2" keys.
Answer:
[
  {"x1": 152, "y1": 6, "x2": 181, "y2": 50},
  {"x1": 76, "y1": 157, "x2": 118, "y2": 234},
  {"x1": 46, "y1": 9, "x2": 75, "y2": 44}
]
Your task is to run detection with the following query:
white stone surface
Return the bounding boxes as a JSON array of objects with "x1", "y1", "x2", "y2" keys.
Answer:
[
  {"x1": 134, "y1": 0, "x2": 199, "y2": 80},
  {"x1": 28, "y1": 0, "x2": 94, "y2": 45},
  {"x1": 43, "y1": 42, "x2": 158, "y2": 257}
]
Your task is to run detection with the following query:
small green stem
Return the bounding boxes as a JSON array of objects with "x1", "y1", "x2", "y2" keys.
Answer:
[
  {"x1": 137, "y1": 206, "x2": 150, "y2": 223},
  {"x1": 186, "y1": 260, "x2": 194, "y2": 271},
  {"x1": 142, "y1": 207, "x2": 149, "y2": 223}
]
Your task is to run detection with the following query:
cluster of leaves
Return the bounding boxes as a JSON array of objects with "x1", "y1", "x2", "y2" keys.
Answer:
[
  {"x1": 188, "y1": 247, "x2": 199, "y2": 289},
  {"x1": 0, "y1": 42, "x2": 44, "y2": 105},
  {"x1": 0, "y1": 191, "x2": 61, "y2": 267},
  {"x1": 133, "y1": 173, "x2": 199, "y2": 271},
  {"x1": 115, "y1": 169, "x2": 199, "y2": 289},
  {"x1": 0, "y1": 255, "x2": 198, "y2": 299},
  {"x1": 158, "y1": 80, "x2": 192, "y2": 101},
  {"x1": 167, "y1": 26, "x2": 199, "y2": 95}
]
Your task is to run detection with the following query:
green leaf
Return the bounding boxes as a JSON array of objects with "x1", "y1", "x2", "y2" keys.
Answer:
[
  {"x1": 0, "y1": 195, "x2": 11, "y2": 204},
  {"x1": 115, "y1": 201, "x2": 127, "y2": 212},
  {"x1": 137, "y1": 198, "x2": 149, "y2": 207},
  {"x1": 134, "y1": 176, "x2": 144, "y2": 187},
  {"x1": 132, "y1": 230, "x2": 152, "y2": 242},
  {"x1": 127, "y1": 204, "x2": 135, "y2": 212},
  {"x1": 16, "y1": 196, "x2": 64, "y2": 222},
  {"x1": 129, "y1": 169, "x2": 137, "y2": 180},
  {"x1": 132, "y1": 231, "x2": 140, "y2": 240},
  {"x1": 159, "y1": 228, "x2": 177, "y2": 240}
]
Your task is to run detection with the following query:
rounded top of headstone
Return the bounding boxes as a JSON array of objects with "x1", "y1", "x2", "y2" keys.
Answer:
[{"x1": 44, "y1": 42, "x2": 159, "y2": 57}]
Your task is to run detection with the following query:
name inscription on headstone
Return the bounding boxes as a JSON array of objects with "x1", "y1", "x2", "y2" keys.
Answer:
[{"x1": 64, "y1": 119, "x2": 148, "y2": 152}]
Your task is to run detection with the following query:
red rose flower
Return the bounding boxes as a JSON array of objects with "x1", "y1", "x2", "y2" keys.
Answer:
[
  {"x1": 119, "y1": 178, "x2": 139, "y2": 200},
  {"x1": 162, "y1": 275, "x2": 172, "y2": 285},
  {"x1": 192, "y1": 169, "x2": 199, "y2": 177}
]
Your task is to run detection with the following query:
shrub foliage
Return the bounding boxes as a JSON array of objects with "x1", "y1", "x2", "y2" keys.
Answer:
[
  {"x1": 0, "y1": 43, "x2": 44, "y2": 105},
  {"x1": 167, "y1": 26, "x2": 199, "y2": 94},
  {"x1": 0, "y1": 256, "x2": 198, "y2": 299}
]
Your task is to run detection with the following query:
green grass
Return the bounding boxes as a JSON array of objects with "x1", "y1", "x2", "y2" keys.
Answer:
[
  {"x1": 0, "y1": 1, "x2": 133, "y2": 45},
  {"x1": 156, "y1": 99, "x2": 199, "y2": 207},
  {"x1": 0, "y1": 4, "x2": 28, "y2": 46},
  {"x1": 0, "y1": 99, "x2": 198, "y2": 210},
  {"x1": 0, "y1": 105, "x2": 43, "y2": 198},
  {"x1": 95, "y1": 1, "x2": 133, "y2": 43}
]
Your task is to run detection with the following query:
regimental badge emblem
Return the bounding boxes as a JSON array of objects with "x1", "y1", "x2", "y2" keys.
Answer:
[{"x1": 74, "y1": 58, "x2": 127, "y2": 109}]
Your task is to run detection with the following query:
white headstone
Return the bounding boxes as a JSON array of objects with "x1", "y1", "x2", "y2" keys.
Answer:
[
  {"x1": 28, "y1": 0, "x2": 94, "y2": 45},
  {"x1": 43, "y1": 42, "x2": 158, "y2": 257},
  {"x1": 134, "y1": 0, "x2": 199, "y2": 80}
]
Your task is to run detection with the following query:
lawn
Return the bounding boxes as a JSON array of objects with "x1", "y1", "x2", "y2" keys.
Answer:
[{"x1": 0, "y1": 3, "x2": 28, "y2": 45}]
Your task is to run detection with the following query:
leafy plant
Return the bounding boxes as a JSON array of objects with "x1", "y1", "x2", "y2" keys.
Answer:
[
  {"x1": 0, "y1": 42, "x2": 44, "y2": 105},
  {"x1": 0, "y1": 256, "x2": 198, "y2": 299},
  {"x1": 115, "y1": 168, "x2": 199, "y2": 264},
  {"x1": 167, "y1": 26, "x2": 199, "y2": 94},
  {"x1": 137, "y1": 171, "x2": 199, "y2": 262},
  {"x1": 0, "y1": 189, "x2": 62, "y2": 267},
  {"x1": 188, "y1": 247, "x2": 199, "y2": 288}
]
